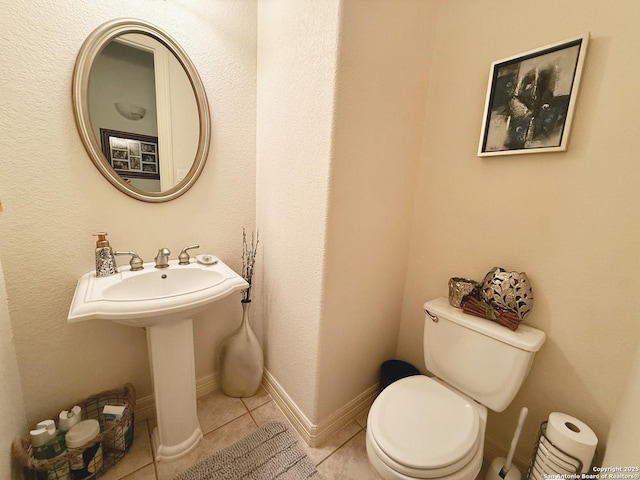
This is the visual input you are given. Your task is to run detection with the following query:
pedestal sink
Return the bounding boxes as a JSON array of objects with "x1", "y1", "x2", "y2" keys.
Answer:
[{"x1": 68, "y1": 257, "x2": 248, "y2": 461}]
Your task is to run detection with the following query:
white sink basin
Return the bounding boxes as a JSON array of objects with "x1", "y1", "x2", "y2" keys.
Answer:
[
  {"x1": 104, "y1": 268, "x2": 225, "y2": 300},
  {"x1": 67, "y1": 256, "x2": 249, "y2": 461},
  {"x1": 68, "y1": 258, "x2": 248, "y2": 327}
]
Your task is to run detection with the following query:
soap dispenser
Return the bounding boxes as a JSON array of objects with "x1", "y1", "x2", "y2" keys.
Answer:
[{"x1": 94, "y1": 232, "x2": 117, "y2": 277}]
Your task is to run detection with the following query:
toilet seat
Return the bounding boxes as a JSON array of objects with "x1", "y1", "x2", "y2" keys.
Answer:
[{"x1": 368, "y1": 376, "x2": 481, "y2": 478}]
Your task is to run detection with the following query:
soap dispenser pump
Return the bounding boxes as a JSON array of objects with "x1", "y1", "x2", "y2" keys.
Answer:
[{"x1": 94, "y1": 232, "x2": 117, "y2": 277}]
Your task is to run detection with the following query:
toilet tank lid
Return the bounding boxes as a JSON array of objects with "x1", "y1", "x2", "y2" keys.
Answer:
[{"x1": 424, "y1": 297, "x2": 546, "y2": 352}]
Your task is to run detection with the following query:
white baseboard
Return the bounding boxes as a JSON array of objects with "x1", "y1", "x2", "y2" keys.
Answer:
[
  {"x1": 483, "y1": 435, "x2": 503, "y2": 466},
  {"x1": 136, "y1": 370, "x2": 529, "y2": 472},
  {"x1": 261, "y1": 369, "x2": 316, "y2": 444},
  {"x1": 262, "y1": 368, "x2": 378, "y2": 447},
  {"x1": 195, "y1": 373, "x2": 218, "y2": 398},
  {"x1": 137, "y1": 369, "x2": 377, "y2": 449},
  {"x1": 135, "y1": 393, "x2": 155, "y2": 423},
  {"x1": 313, "y1": 382, "x2": 378, "y2": 446}
]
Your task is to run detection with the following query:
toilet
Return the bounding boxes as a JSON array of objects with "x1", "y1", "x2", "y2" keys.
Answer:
[{"x1": 366, "y1": 297, "x2": 546, "y2": 480}]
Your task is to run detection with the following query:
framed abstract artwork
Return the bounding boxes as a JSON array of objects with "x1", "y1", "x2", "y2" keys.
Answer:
[{"x1": 478, "y1": 34, "x2": 589, "y2": 157}]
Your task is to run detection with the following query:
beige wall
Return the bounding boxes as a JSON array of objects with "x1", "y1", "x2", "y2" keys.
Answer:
[
  {"x1": 398, "y1": 0, "x2": 640, "y2": 465},
  {"x1": 256, "y1": 0, "x2": 340, "y2": 421},
  {"x1": 317, "y1": 0, "x2": 435, "y2": 421},
  {"x1": 602, "y1": 341, "x2": 640, "y2": 466},
  {"x1": 256, "y1": 0, "x2": 435, "y2": 426},
  {"x1": 0, "y1": 0, "x2": 257, "y2": 424},
  {"x1": 0, "y1": 260, "x2": 27, "y2": 479}
]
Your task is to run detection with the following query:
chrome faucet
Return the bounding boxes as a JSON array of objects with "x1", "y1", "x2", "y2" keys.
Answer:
[{"x1": 154, "y1": 248, "x2": 171, "y2": 268}]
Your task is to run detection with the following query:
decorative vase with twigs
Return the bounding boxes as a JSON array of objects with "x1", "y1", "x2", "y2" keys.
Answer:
[
  {"x1": 241, "y1": 228, "x2": 258, "y2": 302},
  {"x1": 220, "y1": 229, "x2": 264, "y2": 397}
]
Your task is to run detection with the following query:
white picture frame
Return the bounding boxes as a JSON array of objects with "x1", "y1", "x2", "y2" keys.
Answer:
[{"x1": 478, "y1": 33, "x2": 589, "y2": 157}]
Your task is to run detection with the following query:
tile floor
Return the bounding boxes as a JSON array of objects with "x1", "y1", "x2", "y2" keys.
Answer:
[{"x1": 101, "y1": 387, "x2": 488, "y2": 480}]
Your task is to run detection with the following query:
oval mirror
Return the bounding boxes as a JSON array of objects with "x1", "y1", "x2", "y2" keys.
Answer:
[{"x1": 72, "y1": 19, "x2": 211, "y2": 202}]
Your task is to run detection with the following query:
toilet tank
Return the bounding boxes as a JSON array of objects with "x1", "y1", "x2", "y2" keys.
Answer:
[{"x1": 423, "y1": 297, "x2": 546, "y2": 412}]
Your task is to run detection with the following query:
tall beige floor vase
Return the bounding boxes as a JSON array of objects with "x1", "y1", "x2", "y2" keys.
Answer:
[{"x1": 220, "y1": 299, "x2": 264, "y2": 397}]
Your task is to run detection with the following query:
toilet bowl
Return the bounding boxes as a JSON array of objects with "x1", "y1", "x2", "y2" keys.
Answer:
[
  {"x1": 366, "y1": 375, "x2": 486, "y2": 480},
  {"x1": 365, "y1": 297, "x2": 546, "y2": 480}
]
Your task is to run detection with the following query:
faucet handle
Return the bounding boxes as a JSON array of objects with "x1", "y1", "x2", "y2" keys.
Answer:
[
  {"x1": 178, "y1": 244, "x2": 200, "y2": 265},
  {"x1": 114, "y1": 251, "x2": 144, "y2": 271}
]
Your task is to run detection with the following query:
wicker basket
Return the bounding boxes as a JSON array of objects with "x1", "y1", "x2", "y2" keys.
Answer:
[{"x1": 13, "y1": 383, "x2": 136, "y2": 480}]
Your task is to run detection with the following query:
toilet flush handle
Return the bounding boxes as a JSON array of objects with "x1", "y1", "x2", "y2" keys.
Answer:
[{"x1": 425, "y1": 309, "x2": 439, "y2": 323}]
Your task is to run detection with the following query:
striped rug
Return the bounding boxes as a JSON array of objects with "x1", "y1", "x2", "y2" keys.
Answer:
[{"x1": 173, "y1": 421, "x2": 323, "y2": 480}]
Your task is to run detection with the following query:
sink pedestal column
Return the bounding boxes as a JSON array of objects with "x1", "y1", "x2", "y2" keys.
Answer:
[{"x1": 147, "y1": 317, "x2": 203, "y2": 461}]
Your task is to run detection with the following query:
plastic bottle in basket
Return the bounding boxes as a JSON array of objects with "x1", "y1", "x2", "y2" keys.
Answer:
[{"x1": 29, "y1": 420, "x2": 70, "y2": 480}]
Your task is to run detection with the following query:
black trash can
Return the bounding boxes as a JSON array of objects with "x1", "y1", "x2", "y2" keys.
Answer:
[{"x1": 379, "y1": 360, "x2": 420, "y2": 393}]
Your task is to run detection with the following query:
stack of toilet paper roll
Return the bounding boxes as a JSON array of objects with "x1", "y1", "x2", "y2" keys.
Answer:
[{"x1": 529, "y1": 412, "x2": 597, "y2": 479}]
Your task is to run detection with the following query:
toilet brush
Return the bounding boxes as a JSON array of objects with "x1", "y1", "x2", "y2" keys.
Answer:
[{"x1": 486, "y1": 407, "x2": 528, "y2": 480}]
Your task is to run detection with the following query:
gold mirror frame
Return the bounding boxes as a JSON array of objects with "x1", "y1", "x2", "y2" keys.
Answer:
[{"x1": 72, "y1": 18, "x2": 211, "y2": 202}]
